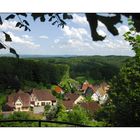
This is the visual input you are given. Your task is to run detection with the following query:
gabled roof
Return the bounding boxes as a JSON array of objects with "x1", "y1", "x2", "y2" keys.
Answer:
[
  {"x1": 62, "y1": 100, "x2": 74, "y2": 110},
  {"x1": 96, "y1": 87, "x2": 106, "y2": 96},
  {"x1": 63, "y1": 93, "x2": 83, "y2": 110},
  {"x1": 64, "y1": 93, "x2": 81, "y2": 101},
  {"x1": 31, "y1": 89, "x2": 56, "y2": 101},
  {"x1": 7, "y1": 90, "x2": 30, "y2": 108},
  {"x1": 81, "y1": 81, "x2": 90, "y2": 91},
  {"x1": 80, "y1": 101, "x2": 101, "y2": 113}
]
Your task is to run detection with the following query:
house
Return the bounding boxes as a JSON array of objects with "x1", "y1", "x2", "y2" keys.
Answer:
[
  {"x1": 91, "y1": 83, "x2": 110, "y2": 104},
  {"x1": 30, "y1": 89, "x2": 57, "y2": 107},
  {"x1": 84, "y1": 84, "x2": 99, "y2": 97},
  {"x1": 100, "y1": 82, "x2": 110, "y2": 93},
  {"x1": 4, "y1": 90, "x2": 31, "y2": 112},
  {"x1": 81, "y1": 80, "x2": 90, "y2": 93},
  {"x1": 62, "y1": 93, "x2": 85, "y2": 111},
  {"x1": 80, "y1": 101, "x2": 101, "y2": 114}
]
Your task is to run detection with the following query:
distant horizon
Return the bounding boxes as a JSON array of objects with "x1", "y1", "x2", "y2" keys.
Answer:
[{"x1": 0, "y1": 53, "x2": 133, "y2": 58}]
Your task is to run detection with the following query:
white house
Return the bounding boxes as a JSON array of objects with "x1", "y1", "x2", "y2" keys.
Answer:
[
  {"x1": 30, "y1": 89, "x2": 57, "y2": 107},
  {"x1": 91, "y1": 86, "x2": 109, "y2": 104}
]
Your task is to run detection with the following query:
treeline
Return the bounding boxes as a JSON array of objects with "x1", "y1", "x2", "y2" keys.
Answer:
[
  {"x1": 28, "y1": 55, "x2": 131, "y2": 82},
  {"x1": 0, "y1": 56, "x2": 130, "y2": 91},
  {"x1": 0, "y1": 57, "x2": 69, "y2": 90}
]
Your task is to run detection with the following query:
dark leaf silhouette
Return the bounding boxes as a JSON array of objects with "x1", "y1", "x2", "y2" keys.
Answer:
[
  {"x1": 15, "y1": 22, "x2": 21, "y2": 27},
  {"x1": 3, "y1": 32, "x2": 12, "y2": 42},
  {"x1": 24, "y1": 26, "x2": 28, "y2": 31},
  {"x1": 52, "y1": 21, "x2": 58, "y2": 25},
  {"x1": 48, "y1": 13, "x2": 53, "y2": 16},
  {"x1": 19, "y1": 24, "x2": 24, "y2": 28},
  {"x1": 48, "y1": 16, "x2": 55, "y2": 22},
  {"x1": 40, "y1": 16, "x2": 45, "y2": 22},
  {"x1": 31, "y1": 13, "x2": 46, "y2": 21},
  {"x1": 5, "y1": 14, "x2": 15, "y2": 20},
  {"x1": 63, "y1": 13, "x2": 73, "y2": 19},
  {"x1": 24, "y1": 26, "x2": 31, "y2": 31},
  {"x1": 16, "y1": 13, "x2": 27, "y2": 17},
  {"x1": 85, "y1": 13, "x2": 140, "y2": 41},
  {"x1": 98, "y1": 15, "x2": 121, "y2": 36},
  {"x1": 0, "y1": 16, "x2": 2, "y2": 25},
  {"x1": 9, "y1": 47, "x2": 19, "y2": 58},
  {"x1": 86, "y1": 13, "x2": 106, "y2": 41},
  {"x1": 0, "y1": 42, "x2": 6, "y2": 49},
  {"x1": 23, "y1": 20, "x2": 29, "y2": 26}
]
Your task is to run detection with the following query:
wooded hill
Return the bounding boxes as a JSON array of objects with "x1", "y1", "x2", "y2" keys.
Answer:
[{"x1": 0, "y1": 55, "x2": 131, "y2": 91}]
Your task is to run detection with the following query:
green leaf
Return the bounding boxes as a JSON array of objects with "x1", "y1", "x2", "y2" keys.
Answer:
[
  {"x1": 0, "y1": 16, "x2": 3, "y2": 25},
  {"x1": 9, "y1": 47, "x2": 19, "y2": 58},
  {"x1": 3, "y1": 32, "x2": 12, "y2": 42},
  {"x1": 5, "y1": 14, "x2": 15, "y2": 20},
  {"x1": 136, "y1": 35, "x2": 140, "y2": 42},
  {"x1": 0, "y1": 42, "x2": 6, "y2": 49}
]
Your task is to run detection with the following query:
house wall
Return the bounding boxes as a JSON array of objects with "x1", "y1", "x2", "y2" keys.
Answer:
[
  {"x1": 14, "y1": 107, "x2": 30, "y2": 112},
  {"x1": 99, "y1": 94, "x2": 108, "y2": 104},
  {"x1": 91, "y1": 93, "x2": 99, "y2": 101},
  {"x1": 74, "y1": 96, "x2": 84, "y2": 104},
  {"x1": 14, "y1": 99, "x2": 23, "y2": 111},
  {"x1": 14, "y1": 99, "x2": 30, "y2": 112},
  {"x1": 34, "y1": 100, "x2": 53, "y2": 106}
]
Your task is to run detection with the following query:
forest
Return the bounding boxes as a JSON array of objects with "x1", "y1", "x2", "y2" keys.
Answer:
[{"x1": 0, "y1": 55, "x2": 130, "y2": 91}]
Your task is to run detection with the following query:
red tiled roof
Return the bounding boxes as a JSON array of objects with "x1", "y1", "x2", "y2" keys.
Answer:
[
  {"x1": 64, "y1": 93, "x2": 80, "y2": 101},
  {"x1": 7, "y1": 90, "x2": 30, "y2": 108},
  {"x1": 32, "y1": 89, "x2": 56, "y2": 101},
  {"x1": 62, "y1": 93, "x2": 83, "y2": 110},
  {"x1": 62, "y1": 100, "x2": 74, "y2": 110},
  {"x1": 80, "y1": 101, "x2": 101, "y2": 113},
  {"x1": 54, "y1": 86, "x2": 63, "y2": 93}
]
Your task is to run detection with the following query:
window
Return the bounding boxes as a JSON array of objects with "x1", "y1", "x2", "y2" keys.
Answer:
[{"x1": 41, "y1": 102, "x2": 45, "y2": 106}]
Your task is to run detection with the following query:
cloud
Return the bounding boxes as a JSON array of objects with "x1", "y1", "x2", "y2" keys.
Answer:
[
  {"x1": 39, "y1": 35, "x2": 48, "y2": 39},
  {"x1": 72, "y1": 14, "x2": 88, "y2": 25},
  {"x1": 117, "y1": 25, "x2": 129, "y2": 35},
  {"x1": 52, "y1": 19, "x2": 134, "y2": 56},
  {"x1": 6, "y1": 32, "x2": 40, "y2": 49},
  {"x1": 62, "y1": 26, "x2": 88, "y2": 40},
  {"x1": 22, "y1": 35, "x2": 32, "y2": 40},
  {"x1": 54, "y1": 39, "x2": 60, "y2": 44},
  {"x1": 0, "y1": 20, "x2": 22, "y2": 31}
]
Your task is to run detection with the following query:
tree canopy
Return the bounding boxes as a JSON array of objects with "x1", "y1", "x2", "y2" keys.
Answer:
[{"x1": 94, "y1": 19, "x2": 140, "y2": 126}]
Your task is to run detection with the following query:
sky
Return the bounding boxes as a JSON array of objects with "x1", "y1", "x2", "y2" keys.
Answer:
[{"x1": 0, "y1": 13, "x2": 135, "y2": 56}]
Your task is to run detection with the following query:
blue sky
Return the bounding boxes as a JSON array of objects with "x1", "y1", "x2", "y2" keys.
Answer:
[{"x1": 0, "y1": 13, "x2": 135, "y2": 56}]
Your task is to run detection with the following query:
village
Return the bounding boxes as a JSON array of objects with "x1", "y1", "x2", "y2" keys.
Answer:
[{"x1": 1, "y1": 81, "x2": 110, "y2": 118}]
